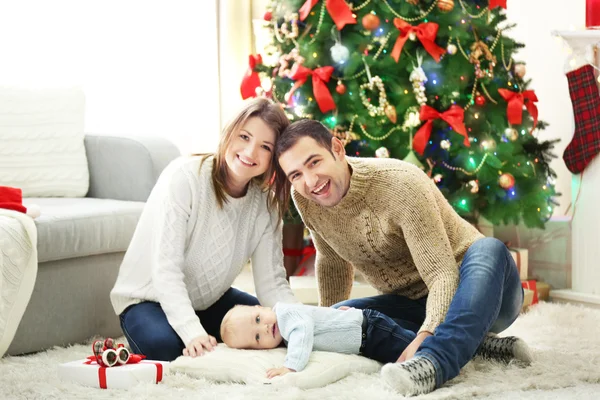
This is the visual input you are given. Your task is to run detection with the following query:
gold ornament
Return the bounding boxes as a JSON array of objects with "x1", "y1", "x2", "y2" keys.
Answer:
[
  {"x1": 469, "y1": 41, "x2": 497, "y2": 80},
  {"x1": 499, "y1": 173, "x2": 515, "y2": 190},
  {"x1": 385, "y1": 104, "x2": 398, "y2": 124},
  {"x1": 481, "y1": 139, "x2": 497, "y2": 151},
  {"x1": 468, "y1": 180, "x2": 479, "y2": 193},
  {"x1": 406, "y1": 0, "x2": 419, "y2": 5},
  {"x1": 437, "y1": 0, "x2": 455, "y2": 12},
  {"x1": 359, "y1": 76, "x2": 389, "y2": 117},
  {"x1": 514, "y1": 63, "x2": 527, "y2": 78},
  {"x1": 447, "y1": 44, "x2": 457, "y2": 55},
  {"x1": 505, "y1": 128, "x2": 519, "y2": 141}
]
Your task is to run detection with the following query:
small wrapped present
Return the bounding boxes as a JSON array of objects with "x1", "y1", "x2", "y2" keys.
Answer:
[
  {"x1": 58, "y1": 338, "x2": 168, "y2": 389},
  {"x1": 521, "y1": 280, "x2": 539, "y2": 305},
  {"x1": 58, "y1": 359, "x2": 168, "y2": 389},
  {"x1": 536, "y1": 281, "x2": 551, "y2": 301},
  {"x1": 510, "y1": 248, "x2": 529, "y2": 280}
]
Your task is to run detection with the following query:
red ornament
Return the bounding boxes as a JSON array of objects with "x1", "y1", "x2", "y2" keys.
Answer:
[
  {"x1": 362, "y1": 14, "x2": 380, "y2": 31},
  {"x1": 264, "y1": 11, "x2": 272, "y2": 21},
  {"x1": 336, "y1": 82, "x2": 346, "y2": 94},
  {"x1": 475, "y1": 95, "x2": 486, "y2": 106}
]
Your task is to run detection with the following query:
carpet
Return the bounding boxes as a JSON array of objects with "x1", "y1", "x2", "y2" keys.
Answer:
[{"x1": 1, "y1": 302, "x2": 600, "y2": 400}]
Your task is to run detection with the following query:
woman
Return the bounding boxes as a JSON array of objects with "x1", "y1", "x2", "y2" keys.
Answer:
[{"x1": 110, "y1": 98, "x2": 298, "y2": 361}]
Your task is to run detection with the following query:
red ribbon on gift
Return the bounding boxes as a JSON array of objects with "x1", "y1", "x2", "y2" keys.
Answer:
[
  {"x1": 283, "y1": 243, "x2": 316, "y2": 276},
  {"x1": 288, "y1": 65, "x2": 336, "y2": 113},
  {"x1": 299, "y1": 0, "x2": 356, "y2": 31},
  {"x1": 413, "y1": 105, "x2": 469, "y2": 155},
  {"x1": 240, "y1": 54, "x2": 263, "y2": 100},
  {"x1": 498, "y1": 89, "x2": 539, "y2": 133},
  {"x1": 489, "y1": 0, "x2": 507, "y2": 9},
  {"x1": 84, "y1": 358, "x2": 163, "y2": 389},
  {"x1": 391, "y1": 19, "x2": 446, "y2": 63}
]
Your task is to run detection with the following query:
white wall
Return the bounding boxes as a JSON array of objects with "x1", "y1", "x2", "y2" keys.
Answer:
[
  {"x1": 506, "y1": 0, "x2": 586, "y2": 216},
  {"x1": 0, "y1": 0, "x2": 220, "y2": 154}
]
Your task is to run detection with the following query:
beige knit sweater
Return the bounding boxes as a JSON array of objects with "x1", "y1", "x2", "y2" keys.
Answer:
[{"x1": 292, "y1": 157, "x2": 484, "y2": 334}]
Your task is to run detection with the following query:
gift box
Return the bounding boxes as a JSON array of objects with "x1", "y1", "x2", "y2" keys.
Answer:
[
  {"x1": 522, "y1": 280, "x2": 539, "y2": 305},
  {"x1": 58, "y1": 359, "x2": 169, "y2": 389},
  {"x1": 509, "y1": 248, "x2": 529, "y2": 280},
  {"x1": 522, "y1": 288, "x2": 535, "y2": 312}
]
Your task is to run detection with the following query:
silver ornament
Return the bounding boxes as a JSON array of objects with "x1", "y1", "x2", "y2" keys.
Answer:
[
  {"x1": 375, "y1": 147, "x2": 390, "y2": 158},
  {"x1": 330, "y1": 43, "x2": 350, "y2": 64},
  {"x1": 447, "y1": 44, "x2": 457, "y2": 55},
  {"x1": 440, "y1": 140, "x2": 451, "y2": 150}
]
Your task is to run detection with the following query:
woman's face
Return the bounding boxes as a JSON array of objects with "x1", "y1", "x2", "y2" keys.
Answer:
[{"x1": 225, "y1": 116, "x2": 276, "y2": 184}]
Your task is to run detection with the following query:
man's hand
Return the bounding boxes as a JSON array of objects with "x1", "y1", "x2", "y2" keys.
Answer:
[
  {"x1": 398, "y1": 331, "x2": 432, "y2": 362},
  {"x1": 183, "y1": 334, "x2": 218, "y2": 357},
  {"x1": 267, "y1": 366, "x2": 295, "y2": 379}
]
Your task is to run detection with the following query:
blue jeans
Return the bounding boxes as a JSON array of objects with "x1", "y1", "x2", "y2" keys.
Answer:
[
  {"x1": 119, "y1": 287, "x2": 259, "y2": 361},
  {"x1": 334, "y1": 237, "x2": 523, "y2": 387},
  {"x1": 359, "y1": 309, "x2": 419, "y2": 364}
]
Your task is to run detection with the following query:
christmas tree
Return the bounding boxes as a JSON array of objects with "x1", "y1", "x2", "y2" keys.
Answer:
[{"x1": 241, "y1": 0, "x2": 559, "y2": 228}]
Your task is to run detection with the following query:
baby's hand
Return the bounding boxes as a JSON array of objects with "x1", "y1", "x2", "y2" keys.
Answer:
[{"x1": 266, "y1": 366, "x2": 294, "y2": 379}]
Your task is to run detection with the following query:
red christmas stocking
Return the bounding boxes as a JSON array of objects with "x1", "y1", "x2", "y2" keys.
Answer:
[{"x1": 563, "y1": 65, "x2": 600, "y2": 174}]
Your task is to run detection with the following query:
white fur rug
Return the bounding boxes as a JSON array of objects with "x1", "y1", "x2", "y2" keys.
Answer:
[{"x1": 2, "y1": 302, "x2": 600, "y2": 400}]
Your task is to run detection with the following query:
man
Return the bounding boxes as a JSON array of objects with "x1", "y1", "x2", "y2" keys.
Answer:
[{"x1": 273, "y1": 119, "x2": 531, "y2": 396}]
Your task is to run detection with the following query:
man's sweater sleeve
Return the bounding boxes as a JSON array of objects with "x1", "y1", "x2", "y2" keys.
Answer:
[
  {"x1": 390, "y1": 168, "x2": 459, "y2": 334},
  {"x1": 280, "y1": 310, "x2": 315, "y2": 372},
  {"x1": 251, "y1": 210, "x2": 299, "y2": 306},
  {"x1": 151, "y1": 168, "x2": 207, "y2": 345}
]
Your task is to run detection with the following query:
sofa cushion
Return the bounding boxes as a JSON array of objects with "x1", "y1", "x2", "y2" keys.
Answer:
[
  {"x1": 24, "y1": 198, "x2": 144, "y2": 263},
  {"x1": 0, "y1": 86, "x2": 89, "y2": 197}
]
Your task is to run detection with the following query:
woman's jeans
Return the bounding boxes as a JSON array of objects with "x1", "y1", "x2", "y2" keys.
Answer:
[
  {"x1": 119, "y1": 287, "x2": 259, "y2": 361},
  {"x1": 333, "y1": 237, "x2": 524, "y2": 387}
]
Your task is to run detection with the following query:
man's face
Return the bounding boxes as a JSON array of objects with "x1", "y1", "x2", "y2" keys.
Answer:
[{"x1": 278, "y1": 136, "x2": 351, "y2": 207}]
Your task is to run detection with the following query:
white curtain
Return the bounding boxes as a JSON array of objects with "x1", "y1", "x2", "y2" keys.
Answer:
[{"x1": 0, "y1": 0, "x2": 220, "y2": 154}]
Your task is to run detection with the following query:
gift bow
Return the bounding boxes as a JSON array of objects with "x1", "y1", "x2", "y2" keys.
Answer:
[
  {"x1": 289, "y1": 65, "x2": 336, "y2": 113},
  {"x1": 489, "y1": 0, "x2": 507, "y2": 9},
  {"x1": 299, "y1": 0, "x2": 356, "y2": 31},
  {"x1": 391, "y1": 19, "x2": 446, "y2": 63},
  {"x1": 414, "y1": 105, "x2": 470, "y2": 155},
  {"x1": 498, "y1": 89, "x2": 539, "y2": 133},
  {"x1": 240, "y1": 54, "x2": 263, "y2": 100}
]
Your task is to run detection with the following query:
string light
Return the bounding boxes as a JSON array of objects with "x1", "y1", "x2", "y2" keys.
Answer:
[{"x1": 313, "y1": 52, "x2": 318, "y2": 58}]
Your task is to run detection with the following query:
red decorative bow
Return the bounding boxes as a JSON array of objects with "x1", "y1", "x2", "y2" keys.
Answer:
[
  {"x1": 240, "y1": 54, "x2": 263, "y2": 100},
  {"x1": 299, "y1": 0, "x2": 356, "y2": 31},
  {"x1": 498, "y1": 89, "x2": 539, "y2": 133},
  {"x1": 489, "y1": 0, "x2": 507, "y2": 9},
  {"x1": 288, "y1": 65, "x2": 336, "y2": 113},
  {"x1": 414, "y1": 105, "x2": 470, "y2": 155},
  {"x1": 391, "y1": 19, "x2": 446, "y2": 63}
]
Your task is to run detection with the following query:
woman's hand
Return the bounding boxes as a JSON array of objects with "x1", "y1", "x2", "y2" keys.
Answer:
[
  {"x1": 183, "y1": 334, "x2": 218, "y2": 357},
  {"x1": 267, "y1": 366, "x2": 294, "y2": 378}
]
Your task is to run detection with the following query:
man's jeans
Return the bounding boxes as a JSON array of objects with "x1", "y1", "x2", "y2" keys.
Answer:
[
  {"x1": 334, "y1": 237, "x2": 523, "y2": 387},
  {"x1": 119, "y1": 287, "x2": 259, "y2": 361}
]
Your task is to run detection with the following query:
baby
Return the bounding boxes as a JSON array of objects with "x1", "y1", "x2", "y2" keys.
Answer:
[
  {"x1": 220, "y1": 302, "x2": 532, "y2": 380},
  {"x1": 220, "y1": 302, "x2": 422, "y2": 378}
]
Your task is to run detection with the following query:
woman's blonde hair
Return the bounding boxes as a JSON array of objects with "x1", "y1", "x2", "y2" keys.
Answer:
[{"x1": 197, "y1": 98, "x2": 290, "y2": 219}]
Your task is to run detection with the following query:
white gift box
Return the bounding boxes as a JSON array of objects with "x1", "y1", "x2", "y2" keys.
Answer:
[
  {"x1": 509, "y1": 248, "x2": 529, "y2": 280},
  {"x1": 58, "y1": 359, "x2": 169, "y2": 389}
]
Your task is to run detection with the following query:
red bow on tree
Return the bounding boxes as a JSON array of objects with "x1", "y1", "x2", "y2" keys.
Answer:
[
  {"x1": 240, "y1": 54, "x2": 263, "y2": 100},
  {"x1": 288, "y1": 65, "x2": 336, "y2": 113},
  {"x1": 489, "y1": 0, "x2": 507, "y2": 9},
  {"x1": 299, "y1": 0, "x2": 356, "y2": 31},
  {"x1": 498, "y1": 89, "x2": 539, "y2": 133},
  {"x1": 391, "y1": 19, "x2": 446, "y2": 63},
  {"x1": 414, "y1": 105, "x2": 470, "y2": 155}
]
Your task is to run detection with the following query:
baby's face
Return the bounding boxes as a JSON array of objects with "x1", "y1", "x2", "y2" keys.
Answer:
[{"x1": 229, "y1": 306, "x2": 283, "y2": 349}]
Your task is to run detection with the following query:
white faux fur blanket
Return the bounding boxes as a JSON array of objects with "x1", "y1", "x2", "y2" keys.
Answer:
[{"x1": 0, "y1": 209, "x2": 37, "y2": 357}]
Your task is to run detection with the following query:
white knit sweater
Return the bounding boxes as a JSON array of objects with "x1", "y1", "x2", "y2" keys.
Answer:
[{"x1": 110, "y1": 156, "x2": 297, "y2": 345}]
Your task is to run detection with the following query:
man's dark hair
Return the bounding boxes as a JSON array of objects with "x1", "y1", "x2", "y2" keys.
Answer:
[
  {"x1": 275, "y1": 119, "x2": 334, "y2": 160},
  {"x1": 270, "y1": 119, "x2": 336, "y2": 219}
]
